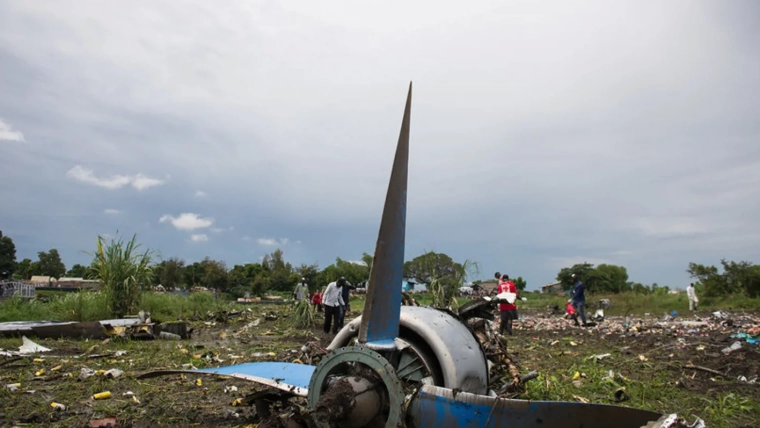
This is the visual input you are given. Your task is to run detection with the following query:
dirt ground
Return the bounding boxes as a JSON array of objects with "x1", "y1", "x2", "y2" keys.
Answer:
[{"x1": 1, "y1": 306, "x2": 759, "y2": 427}]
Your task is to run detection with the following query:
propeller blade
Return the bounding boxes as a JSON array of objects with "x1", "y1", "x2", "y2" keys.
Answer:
[
  {"x1": 138, "y1": 362, "x2": 315, "y2": 397},
  {"x1": 358, "y1": 82, "x2": 412, "y2": 351},
  {"x1": 407, "y1": 385, "x2": 663, "y2": 428}
]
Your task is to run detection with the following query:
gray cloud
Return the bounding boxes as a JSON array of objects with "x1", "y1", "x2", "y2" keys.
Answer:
[{"x1": 1, "y1": 1, "x2": 759, "y2": 288}]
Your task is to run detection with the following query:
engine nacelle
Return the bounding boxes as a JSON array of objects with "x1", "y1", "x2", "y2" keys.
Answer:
[{"x1": 329, "y1": 306, "x2": 489, "y2": 395}]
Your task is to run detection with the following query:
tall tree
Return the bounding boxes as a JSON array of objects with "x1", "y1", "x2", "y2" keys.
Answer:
[
  {"x1": 595, "y1": 264, "x2": 630, "y2": 293},
  {"x1": 36, "y1": 249, "x2": 66, "y2": 278},
  {"x1": 361, "y1": 252, "x2": 374, "y2": 273},
  {"x1": 65, "y1": 263, "x2": 90, "y2": 278},
  {"x1": 261, "y1": 249, "x2": 295, "y2": 291},
  {"x1": 200, "y1": 257, "x2": 228, "y2": 291},
  {"x1": 161, "y1": 257, "x2": 185, "y2": 289},
  {"x1": 0, "y1": 230, "x2": 17, "y2": 278},
  {"x1": 513, "y1": 276, "x2": 527, "y2": 291},
  {"x1": 14, "y1": 258, "x2": 33, "y2": 280},
  {"x1": 403, "y1": 251, "x2": 460, "y2": 285}
]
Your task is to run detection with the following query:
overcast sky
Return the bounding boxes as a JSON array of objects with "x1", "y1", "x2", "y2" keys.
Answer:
[{"x1": 1, "y1": 1, "x2": 759, "y2": 290}]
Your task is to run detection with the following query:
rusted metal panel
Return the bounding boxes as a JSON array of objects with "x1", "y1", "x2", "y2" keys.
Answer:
[
  {"x1": 407, "y1": 385, "x2": 663, "y2": 428},
  {"x1": 359, "y1": 82, "x2": 412, "y2": 350}
]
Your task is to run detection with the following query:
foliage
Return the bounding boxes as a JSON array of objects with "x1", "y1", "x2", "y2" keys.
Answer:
[
  {"x1": 317, "y1": 257, "x2": 370, "y2": 289},
  {"x1": 87, "y1": 233, "x2": 154, "y2": 318},
  {"x1": 31, "y1": 249, "x2": 67, "y2": 278},
  {"x1": 557, "y1": 262, "x2": 629, "y2": 294},
  {"x1": 688, "y1": 259, "x2": 760, "y2": 298},
  {"x1": 13, "y1": 258, "x2": 32, "y2": 280},
  {"x1": 66, "y1": 263, "x2": 92, "y2": 278},
  {"x1": 415, "y1": 251, "x2": 478, "y2": 308},
  {"x1": 292, "y1": 298, "x2": 316, "y2": 328},
  {"x1": 513, "y1": 276, "x2": 527, "y2": 291},
  {"x1": 403, "y1": 251, "x2": 461, "y2": 285},
  {"x1": 0, "y1": 230, "x2": 17, "y2": 278}
]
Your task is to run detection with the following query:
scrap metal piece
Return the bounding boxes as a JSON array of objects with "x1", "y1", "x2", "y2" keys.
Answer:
[
  {"x1": 359, "y1": 82, "x2": 412, "y2": 352},
  {"x1": 407, "y1": 385, "x2": 664, "y2": 428},
  {"x1": 138, "y1": 362, "x2": 315, "y2": 397}
]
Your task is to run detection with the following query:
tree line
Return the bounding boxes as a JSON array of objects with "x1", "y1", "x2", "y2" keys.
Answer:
[
  {"x1": 0, "y1": 231, "x2": 488, "y2": 301},
  {"x1": 555, "y1": 260, "x2": 760, "y2": 298}
]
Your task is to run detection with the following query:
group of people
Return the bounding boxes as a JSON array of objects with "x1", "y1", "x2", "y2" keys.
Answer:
[
  {"x1": 496, "y1": 271, "x2": 589, "y2": 335},
  {"x1": 293, "y1": 276, "x2": 355, "y2": 335}
]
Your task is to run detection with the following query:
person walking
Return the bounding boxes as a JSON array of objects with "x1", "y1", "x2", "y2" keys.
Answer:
[
  {"x1": 293, "y1": 277, "x2": 308, "y2": 302},
  {"x1": 687, "y1": 282, "x2": 699, "y2": 311},
  {"x1": 570, "y1": 273, "x2": 587, "y2": 327},
  {"x1": 322, "y1": 280, "x2": 344, "y2": 335},
  {"x1": 497, "y1": 274, "x2": 518, "y2": 336}
]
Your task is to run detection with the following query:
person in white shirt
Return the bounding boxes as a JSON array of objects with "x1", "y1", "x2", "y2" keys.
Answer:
[
  {"x1": 322, "y1": 280, "x2": 345, "y2": 334},
  {"x1": 687, "y1": 283, "x2": 698, "y2": 311},
  {"x1": 293, "y1": 278, "x2": 308, "y2": 302}
]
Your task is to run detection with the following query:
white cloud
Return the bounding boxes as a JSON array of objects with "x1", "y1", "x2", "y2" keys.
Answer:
[
  {"x1": 103, "y1": 208, "x2": 120, "y2": 215},
  {"x1": 348, "y1": 260, "x2": 367, "y2": 266},
  {"x1": 195, "y1": 191, "x2": 208, "y2": 197},
  {"x1": 242, "y1": 236, "x2": 251, "y2": 241},
  {"x1": 190, "y1": 234, "x2": 208, "y2": 242},
  {"x1": 131, "y1": 174, "x2": 164, "y2": 191},
  {"x1": 66, "y1": 165, "x2": 164, "y2": 190},
  {"x1": 257, "y1": 237, "x2": 289, "y2": 246},
  {"x1": 159, "y1": 213, "x2": 213, "y2": 230},
  {"x1": 210, "y1": 227, "x2": 225, "y2": 233},
  {"x1": 0, "y1": 118, "x2": 25, "y2": 142}
]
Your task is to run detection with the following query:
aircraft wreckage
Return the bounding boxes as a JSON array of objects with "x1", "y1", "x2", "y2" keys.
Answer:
[{"x1": 140, "y1": 83, "x2": 700, "y2": 427}]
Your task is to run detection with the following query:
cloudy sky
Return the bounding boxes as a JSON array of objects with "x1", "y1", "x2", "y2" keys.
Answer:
[{"x1": 1, "y1": 1, "x2": 758, "y2": 290}]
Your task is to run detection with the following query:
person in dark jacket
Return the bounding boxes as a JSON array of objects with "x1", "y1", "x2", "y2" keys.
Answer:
[
  {"x1": 570, "y1": 273, "x2": 587, "y2": 327},
  {"x1": 337, "y1": 277, "x2": 355, "y2": 329}
]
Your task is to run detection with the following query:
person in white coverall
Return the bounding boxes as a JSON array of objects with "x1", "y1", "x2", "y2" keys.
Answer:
[{"x1": 687, "y1": 283, "x2": 698, "y2": 312}]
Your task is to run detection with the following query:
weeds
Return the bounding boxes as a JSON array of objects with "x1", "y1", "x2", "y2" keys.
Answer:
[
  {"x1": 87, "y1": 232, "x2": 155, "y2": 318},
  {"x1": 292, "y1": 298, "x2": 316, "y2": 328}
]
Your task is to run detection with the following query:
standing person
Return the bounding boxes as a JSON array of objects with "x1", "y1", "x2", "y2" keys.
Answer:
[
  {"x1": 687, "y1": 282, "x2": 698, "y2": 312},
  {"x1": 497, "y1": 274, "x2": 518, "y2": 336},
  {"x1": 293, "y1": 277, "x2": 308, "y2": 302},
  {"x1": 312, "y1": 288, "x2": 323, "y2": 312},
  {"x1": 571, "y1": 273, "x2": 587, "y2": 327},
  {"x1": 322, "y1": 280, "x2": 344, "y2": 335},
  {"x1": 337, "y1": 277, "x2": 355, "y2": 329}
]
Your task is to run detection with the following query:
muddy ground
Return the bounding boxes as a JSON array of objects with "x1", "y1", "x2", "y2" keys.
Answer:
[{"x1": 1, "y1": 306, "x2": 758, "y2": 428}]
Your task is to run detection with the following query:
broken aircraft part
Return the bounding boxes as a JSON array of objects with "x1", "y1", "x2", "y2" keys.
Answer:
[{"x1": 140, "y1": 83, "x2": 673, "y2": 427}]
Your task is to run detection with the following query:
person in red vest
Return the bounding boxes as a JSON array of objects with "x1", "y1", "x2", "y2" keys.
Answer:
[
  {"x1": 564, "y1": 301, "x2": 576, "y2": 320},
  {"x1": 498, "y1": 274, "x2": 518, "y2": 336},
  {"x1": 312, "y1": 288, "x2": 323, "y2": 312}
]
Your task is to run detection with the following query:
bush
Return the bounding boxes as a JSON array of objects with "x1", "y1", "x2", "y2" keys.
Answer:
[{"x1": 88, "y1": 233, "x2": 154, "y2": 318}]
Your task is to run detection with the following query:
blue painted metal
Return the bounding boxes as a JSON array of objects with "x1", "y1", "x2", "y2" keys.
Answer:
[
  {"x1": 358, "y1": 82, "x2": 412, "y2": 350},
  {"x1": 198, "y1": 362, "x2": 314, "y2": 390},
  {"x1": 138, "y1": 362, "x2": 315, "y2": 397},
  {"x1": 407, "y1": 385, "x2": 662, "y2": 428}
]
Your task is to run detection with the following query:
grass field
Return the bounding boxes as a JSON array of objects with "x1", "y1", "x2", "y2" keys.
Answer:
[{"x1": 1, "y1": 291, "x2": 759, "y2": 427}]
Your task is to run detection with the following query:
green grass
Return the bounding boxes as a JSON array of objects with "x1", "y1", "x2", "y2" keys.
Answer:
[
  {"x1": 3, "y1": 290, "x2": 760, "y2": 325},
  {"x1": 513, "y1": 332, "x2": 760, "y2": 428},
  {"x1": 0, "y1": 291, "x2": 234, "y2": 323}
]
